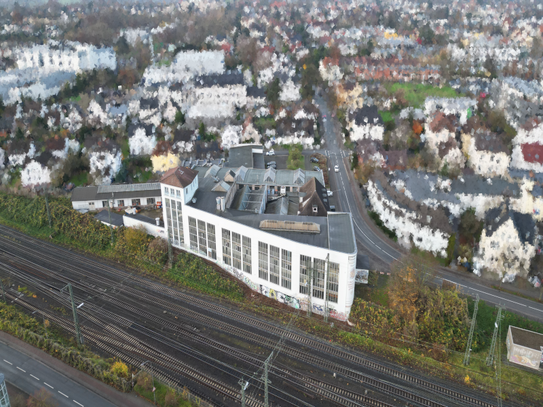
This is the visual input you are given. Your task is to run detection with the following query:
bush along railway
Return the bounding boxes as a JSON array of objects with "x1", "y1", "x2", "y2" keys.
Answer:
[{"x1": 0, "y1": 224, "x2": 504, "y2": 407}]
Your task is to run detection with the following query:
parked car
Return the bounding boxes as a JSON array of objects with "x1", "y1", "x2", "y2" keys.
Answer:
[
  {"x1": 267, "y1": 161, "x2": 276, "y2": 166},
  {"x1": 266, "y1": 150, "x2": 275, "y2": 156},
  {"x1": 329, "y1": 205, "x2": 336, "y2": 212},
  {"x1": 334, "y1": 165, "x2": 339, "y2": 172},
  {"x1": 310, "y1": 157, "x2": 319, "y2": 163},
  {"x1": 313, "y1": 166, "x2": 321, "y2": 171},
  {"x1": 327, "y1": 190, "x2": 333, "y2": 197},
  {"x1": 267, "y1": 164, "x2": 277, "y2": 169}
]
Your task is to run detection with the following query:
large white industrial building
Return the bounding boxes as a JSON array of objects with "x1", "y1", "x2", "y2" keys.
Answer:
[{"x1": 159, "y1": 165, "x2": 358, "y2": 321}]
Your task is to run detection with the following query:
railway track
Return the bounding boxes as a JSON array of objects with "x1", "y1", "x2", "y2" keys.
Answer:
[
  {"x1": 0, "y1": 226, "x2": 500, "y2": 407},
  {"x1": 1, "y1": 260, "x2": 389, "y2": 407}
]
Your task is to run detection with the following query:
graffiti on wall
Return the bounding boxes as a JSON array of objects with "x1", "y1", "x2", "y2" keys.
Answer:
[{"x1": 258, "y1": 285, "x2": 300, "y2": 309}]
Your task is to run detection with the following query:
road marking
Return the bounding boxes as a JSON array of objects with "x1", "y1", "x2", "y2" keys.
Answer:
[
  {"x1": 44, "y1": 383, "x2": 54, "y2": 389},
  {"x1": 73, "y1": 401, "x2": 84, "y2": 407},
  {"x1": 458, "y1": 285, "x2": 528, "y2": 307},
  {"x1": 58, "y1": 391, "x2": 69, "y2": 398},
  {"x1": 30, "y1": 374, "x2": 40, "y2": 380},
  {"x1": 17, "y1": 366, "x2": 26, "y2": 372},
  {"x1": 3, "y1": 359, "x2": 12, "y2": 365},
  {"x1": 529, "y1": 306, "x2": 543, "y2": 312}
]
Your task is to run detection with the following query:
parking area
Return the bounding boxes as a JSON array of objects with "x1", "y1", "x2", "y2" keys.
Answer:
[{"x1": 264, "y1": 154, "x2": 288, "y2": 170}]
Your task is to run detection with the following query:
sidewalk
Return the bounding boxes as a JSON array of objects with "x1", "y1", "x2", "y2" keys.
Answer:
[{"x1": 0, "y1": 331, "x2": 152, "y2": 407}]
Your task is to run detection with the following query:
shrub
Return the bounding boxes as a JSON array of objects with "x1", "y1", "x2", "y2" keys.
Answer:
[
  {"x1": 137, "y1": 372, "x2": 153, "y2": 391},
  {"x1": 110, "y1": 360, "x2": 129, "y2": 378},
  {"x1": 147, "y1": 237, "x2": 168, "y2": 264},
  {"x1": 164, "y1": 390, "x2": 179, "y2": 407}
]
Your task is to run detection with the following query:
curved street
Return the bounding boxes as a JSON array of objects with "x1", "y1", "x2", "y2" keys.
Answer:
[{"x1": 314, "y1": 93, "x2": 543, "y2": 323}]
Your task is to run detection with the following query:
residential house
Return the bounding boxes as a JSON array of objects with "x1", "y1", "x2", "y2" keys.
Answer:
[
  {"x1": 510, "y1": 121, "x2": 543, "y2": 173},
  {"x1": 347, "y1": 105, "x2": 384, "y2": 142},
  {"x1": 424, "y1": 112, "x2": 464, "y2": 172},
  {"x1": 473, "y1": 203, "x2": 537, "y2": 279},
  {"x1": 366, "y1": 171, "x2": 453, "y2": 257}
]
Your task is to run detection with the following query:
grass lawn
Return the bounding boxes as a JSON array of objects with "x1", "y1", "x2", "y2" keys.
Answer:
[
  {"x1": 287, "y1": 144, "x2": 305, "y2": 170},
  {"x1": 384, "y1": 83, "x2": 461, "y2": 108},
  {"x1": 68, "y1": 172, "x2": 88, "y2": 186}
]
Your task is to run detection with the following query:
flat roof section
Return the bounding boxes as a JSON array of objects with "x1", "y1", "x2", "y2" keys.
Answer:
[
  {"x1": 327, "y1": 212, "x2": 356, "y2": 254},
  {"x1": 510, "y1": 326, "x2": 543, "y2": 351}
]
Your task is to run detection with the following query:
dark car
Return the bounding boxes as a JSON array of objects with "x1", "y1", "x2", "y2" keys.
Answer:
[
  {"x1": 310, "y1": 157, "x2": 319, "y2": 163},
  {"x1": 313, "y1": 166, "x2": 321, "y2": 171}
]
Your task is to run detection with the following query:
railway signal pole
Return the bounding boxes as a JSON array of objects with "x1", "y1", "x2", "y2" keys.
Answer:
[
  {"x1": 238, "y1": 378, "x2": 248, "y2": 407},
  {"x1": 463, "y1": 294, "x2": 479, "y2": 366},
  {"x1": 61, "y1": 283, "x2": 84, "y2": 345}
]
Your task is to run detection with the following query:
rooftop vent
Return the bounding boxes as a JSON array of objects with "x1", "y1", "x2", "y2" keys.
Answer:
[{"x1": 259, "y1": 220, "x2": 320, "y2": 233}]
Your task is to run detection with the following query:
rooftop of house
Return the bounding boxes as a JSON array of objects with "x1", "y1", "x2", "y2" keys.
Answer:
[
  {"x1": 185, "y1": 165, "x2": 354, "y2": 254},
  {"x1": 94, "y1": 210, "x2": 124, "y2": 227},
  {"x1": 160, "y1": 166, "x2": 199, "y2": 188},
  {"x1": 348, "y1": 105, "x2": 383, "y2": 126},
  {"x1": 71, "y1": 182, "x2": 162, "y2": 202},
  {"x1": 510, "y1": 326, "x2": 543, "y2": 352},
  {"x1": 429, "y1": 112, "x2": 457, "y2": 133},
  {"x1": 299, "y1": 177, "x2": 330, "y2": 216},
  {"x1": 521, "y1": 143, "x2": 543, "y2": 165},
  {"x1": 484, "y1": 204, "x2": 536, "y2": 245},
  {"x1": 393, "y1": 170, "x2": 520, "y2": 210}
]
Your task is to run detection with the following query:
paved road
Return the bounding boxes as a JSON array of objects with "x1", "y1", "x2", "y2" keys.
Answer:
[
  {"x1": 0, "y1": 340, "x2": 117, "y2": 407},
  {"x1": 314, "y1": 93, "x2": 543, "y2": 323}
]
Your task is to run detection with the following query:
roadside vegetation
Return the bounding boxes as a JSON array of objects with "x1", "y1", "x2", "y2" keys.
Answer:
[{"x1": 286, "y1": 143, "x2": 304, "y2": 170}]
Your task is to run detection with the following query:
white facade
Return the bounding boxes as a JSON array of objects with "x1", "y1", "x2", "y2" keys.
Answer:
[
  {"x1": 462, "y1": 133, "x2": 510, "y2": 178},
  {"x1": 160, "y1": 178, "x2": 357, "y2": 321},
  {"x1": 474, "y1": 219, "x2": 536, "y2": 279}
]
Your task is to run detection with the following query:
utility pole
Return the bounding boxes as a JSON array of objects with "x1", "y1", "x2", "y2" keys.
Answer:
[
  {"x1": 486, "y1": 306, "x2": 502, "y2": 366},
  {"x1": 463, "y1": 294, "x2": 479, "y2": 366},
  {"x1": 44, "y1": 193, "x2": 52, "y2": 229},
  {"x1": 168, "y1": 237, "x2": 173, "y2": 269},
  {"x1": 238, "y1": 378, "x2": 248, "y2": 407},
  {"x1": 496, "y1": 315, "x2": 503, "y2": 407},
  {"x1": 261, "y1": 352, "x2": 273, "y2": 407},
  {"x1": 0, "y1": 279, "x2": 5, "y2": 303},
  {"x1": 306, "y1": 261, "x2": 313, "y2": 317},
  {"x1": 61, "y1": 283, "x2": 83, "y2": 345},
  {"x1": 324, "y1": 254, "x2": 330, "y2": 323},
  {"x1": 108, "y1": 194, "x2": 114, "y2": 246}
]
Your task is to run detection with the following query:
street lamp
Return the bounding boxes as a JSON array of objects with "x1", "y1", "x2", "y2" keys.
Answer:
[{"x1": 139, "y1": 361, "x2": 156, "y2": 404}]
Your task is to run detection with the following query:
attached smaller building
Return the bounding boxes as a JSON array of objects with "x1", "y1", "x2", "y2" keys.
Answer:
[
  {"x1": 71, "y1": 183, "x2": 162, "y2": 211},
  {"x1": 507, "y1": 326, "x2": 543, "y2": 370}
]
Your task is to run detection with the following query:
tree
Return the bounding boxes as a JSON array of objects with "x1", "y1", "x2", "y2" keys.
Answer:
[
  {"x1": 266, "y1": 78, "x2": 281, "y2": 111},
  {"x1": 419, "y1": 24, "x2": 435, "y2": 45},
  {"x1": 198, "y1": 122, "x2": 206, "y2": 139},
  {"x1": 175, "y1": 110, "x2": 185, "y2": 125},
  {"x1": 115, "y1": 36, "x2": 130, "y2": 56},
  {"x1": 27, "y1": 388, "x2": 58, "y2": 407},
  {"x1": 388, "y1": 255, "x2": 436, "y2": 324},
  {"x1": 459, "y1": 208, "x2": 483, "y2": 245}
]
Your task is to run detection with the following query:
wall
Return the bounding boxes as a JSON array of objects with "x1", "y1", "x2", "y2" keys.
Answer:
[
  {"x1": 474, "y1": 219, "x2": 535, "y2": 279},
  {"x1": 123, "y1": 215, "x2": 166, "y2": 239},
  {"x1": 162, "y1": 192, "x2": 356, "y2": 321},
  {"x1": 462, "y1": 133, "x2": 510, "y2": 178}
]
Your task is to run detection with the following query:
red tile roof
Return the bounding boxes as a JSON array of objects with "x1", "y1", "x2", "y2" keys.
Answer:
[
  {"x1": 521, "y1": 143, "x2": 543, "y2": 164},
  {"x1": 160, "y1": 166, "x2": 198, "y2": 188}
]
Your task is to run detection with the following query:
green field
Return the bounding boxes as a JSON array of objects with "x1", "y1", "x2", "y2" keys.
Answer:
[{"x1": 385, "y1": 83, "x2": 461, "y2": 108}]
